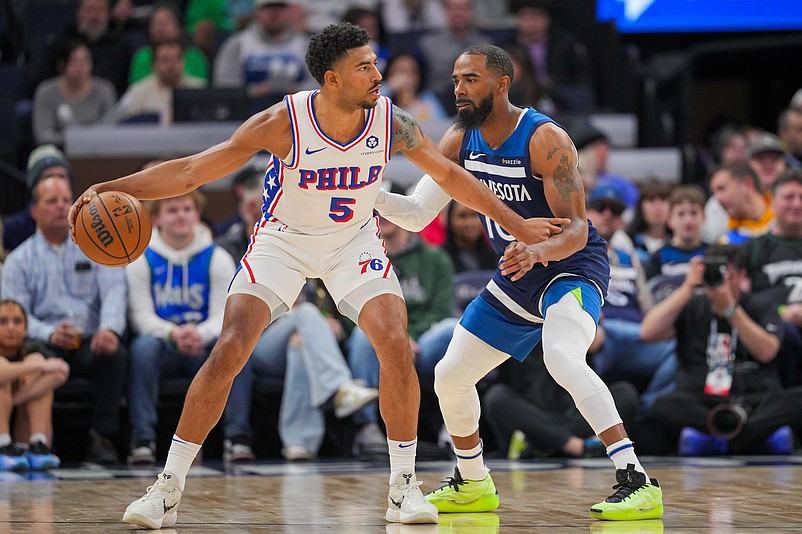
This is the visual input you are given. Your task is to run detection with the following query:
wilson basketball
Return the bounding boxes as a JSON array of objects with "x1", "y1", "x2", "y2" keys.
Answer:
[{"x1": 75, "y1": 191, "x2": 152, "y2": 267}]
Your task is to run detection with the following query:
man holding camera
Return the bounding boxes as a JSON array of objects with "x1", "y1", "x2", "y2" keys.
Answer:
[{"x1": 640, "y1": 244, "x2": 802, "y2": 455}]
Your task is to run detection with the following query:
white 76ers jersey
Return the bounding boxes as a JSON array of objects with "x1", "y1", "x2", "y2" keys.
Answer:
[{"x1": 260, "y1": 90, "x2": 393, "y2": 236}]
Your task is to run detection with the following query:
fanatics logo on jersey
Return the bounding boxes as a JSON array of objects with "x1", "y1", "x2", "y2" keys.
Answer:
[{"x1": 366, "y1": 136, "x2": 379, "y2": 149}]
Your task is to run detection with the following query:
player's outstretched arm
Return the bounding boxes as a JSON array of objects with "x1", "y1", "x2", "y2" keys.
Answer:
[
  {"x1": 394, "y1": 107, "x2": 566, "y2": 245},
  {"x1": 374, "y1": 174, "x2": 452, "y2": 231},
  {"x1": 69, "y1": 104, "x2": 290, "y2": 242},
  {"x1": 500, "y1": 123, "x2": 590, "y2": 279}
]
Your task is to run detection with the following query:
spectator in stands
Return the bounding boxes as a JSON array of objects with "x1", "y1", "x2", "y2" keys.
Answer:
[
  {"x1": 348, "y1": 215, "x2": 458, "y2": 452},
  {"x1": 586, "y1": 184, "x2": 677, "y2": 411},
  {"x1": 748, "y1": 133, "x2": 788, "y2": 198},
  {"x1": 0, "y1": 299, "x2": 69, "y2": 470},
  {"x1": 35, "y1": 0, "x2": 131, "y2": 97},
  {"x1": 701, "y1": 126, "x2": 750, "y2": 244},
  {"x1": 104, "y1": 38, "x2": 206, "y2": 124},
  {"x1": 342, "y1": 6, "x2": 391, "y2": 75},
  {"x1": 381, "y1": 53, "x2": 447, "y2": 128},
  {"x1": 626, "y1": 182, "x2": 672, "y2": 264},
  {"x1": 713, "y1": 126, "x2": 749, "y2": 166},
  {"x1": 708, "y1": 162, "x2": 774, "y2": 245},
  {"x1": 646, "y1": 185, "x2": 708, "y2": 303},
  {"x1": 125, "y1": 191, "x2": 254, "y2": 465},
  {"x1": 299, "y1": 0, "x2": 365, "y2": 33},
  {"x1": 380, "y1": 0, "x2": 447, "y2": 34},
  {"x1": 1, "y1": 171, "x2": 127, "y2": 464},
  {"x1": 213, "y1": 0, "x2": 314, "y2": 103},
  {"x1": 508, "y1": 0, "x2": 594, "y2": 113},
  {"x1": 641, "y1": 245, "x2": 802, "y2": 456},
  {"x1": 33, "y1": 39, "x2": 117, "y2": 147},
  {"x1": 129, "y1": 2, "x2": 209, "y2": 85},
  {"x1": 184, "y1": 0, "x2": 254, "y2": 60},
  {"x1": 250, "y1": 301, "x2": 380, "y2": 460},
  {"x1": 778, "y1": 108, "x2": 802, "y2": 168},
  {"x1": 743, "y1": 170, "x2": 802, "y2": 385},
  {"x1": 483, "y1": 345, "x2": 638, "y2": 459},
  {"x1": 441, "y1": 201, "x2": 498, "y2": 273},
  {"x1": 504, "y1": 43, "x2": 553, "y2": 113},
  {"x1": 745, "y1": 169, "x2": 802, "y2": 300},
  {"x1": 417, "y1": 0, "x2": 488, "y2": 100},
  {"x1": 571, "y1": 120, "x2": 639, "y2": 211},
  {"x1": 215, "y1": 166, "x2": 265, "y2": 255},
  {"x1": 213, "y1": 173, "x2": 379, "y2": 461},
  {"x1": 3, "y1": 145, "x2": 72, "y2": 253}
]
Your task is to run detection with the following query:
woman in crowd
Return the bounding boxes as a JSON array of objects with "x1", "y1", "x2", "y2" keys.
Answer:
[{"x1": 32, "y1": 39, "x2": 117, "y2": 147}]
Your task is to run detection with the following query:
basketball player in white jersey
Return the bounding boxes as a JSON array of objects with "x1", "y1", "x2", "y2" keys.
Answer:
[{"x1": 68, "y1": 23, "x2": 565, "y2": 528}]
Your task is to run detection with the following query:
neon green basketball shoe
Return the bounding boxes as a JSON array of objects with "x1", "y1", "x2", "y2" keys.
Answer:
[
  {"x1": 425, "y1": 467, "x2": 499, "y2": 513},
  {"x1": 590, "y1": 464, "x2": 663, "y2": 521}
]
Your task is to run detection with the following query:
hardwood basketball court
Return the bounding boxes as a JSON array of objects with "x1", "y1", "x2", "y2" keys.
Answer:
[{"x1": 2, "y1": 456, "x2": 801, "y2": 532}]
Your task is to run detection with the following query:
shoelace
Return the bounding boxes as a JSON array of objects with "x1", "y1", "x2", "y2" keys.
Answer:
[
  {"x1": 142, "y1": 474, "x2": 171, "y2": 500},
  {"x1": 0, "y1": 443, "x2": 24, "y2": 456},
  {"x1": 436, "y1": 474, "x2": 466, "y2": 493},
  {"x1": 28, "y1": 441, "x2": 52, "y2": 455},
  {"x1": 606, "y1": 479, "x2": 645, "y2": 503},
  {"x1": 399, "y1": 480, "x2": 425, "y2": 499}
]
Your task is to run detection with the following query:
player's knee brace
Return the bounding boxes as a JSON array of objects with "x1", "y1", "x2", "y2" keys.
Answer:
[
  {"x1": 542, "y1": 293, "x2": 622, "y2": 433},
  {"x1": 541, "y1": 293, "x2": 606, "y2": 398}
]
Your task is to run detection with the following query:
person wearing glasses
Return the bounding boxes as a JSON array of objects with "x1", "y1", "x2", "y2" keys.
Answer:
[{"x1": 586, "y1": 184, "x2": 677, "y2": 413}]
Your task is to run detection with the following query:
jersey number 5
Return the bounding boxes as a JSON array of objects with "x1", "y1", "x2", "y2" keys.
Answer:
[{"x1": 329, "y1": 197, "x2": 356, "y2": 222}]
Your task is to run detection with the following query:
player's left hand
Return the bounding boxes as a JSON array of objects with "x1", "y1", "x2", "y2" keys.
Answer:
[
  {"x1": 516, "y1": 217, "x2": 570, "y2": 245},
  {"x1": 500, "y1": 242, "x2": 548, "y2": 281}
]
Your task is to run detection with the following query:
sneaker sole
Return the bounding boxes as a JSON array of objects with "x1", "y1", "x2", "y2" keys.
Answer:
[
  {"x1": 385, "y1": 507, "x2": 439, "y2": 524},
  {"x1": 589, "y1": 503, "x2": 664, "y2": 521},
  {"x1": 122, "y1": 510, "x2": 177, "y2": 529},
  {"x1": 428, "y1": 494, "x2": 500, "y2": 513}
]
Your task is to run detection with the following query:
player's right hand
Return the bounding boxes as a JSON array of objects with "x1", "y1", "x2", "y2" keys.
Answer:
[
  {"x1": 517, "y1": 217, "x2": 571, "y2": 245},
  {"x1": 68, "y1": 188, "x2": 98, "y2": 243}
]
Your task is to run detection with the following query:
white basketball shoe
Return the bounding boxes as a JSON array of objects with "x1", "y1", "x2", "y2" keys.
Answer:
[
  {"x1": 385, "y1": 473, "x2": 438, "y2": 524},
  {"x1": 122, "y1": 471, "x2": 182, "y2": 529}
]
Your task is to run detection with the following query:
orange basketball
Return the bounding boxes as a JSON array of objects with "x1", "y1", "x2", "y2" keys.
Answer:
[{"x1": 75, "y1": 191, "x2": 152, "y2": 267}]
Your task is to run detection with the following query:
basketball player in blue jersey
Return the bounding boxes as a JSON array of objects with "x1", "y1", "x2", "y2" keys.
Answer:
[
  {"x1": 67, "y1": 24, "x2": 562, "y2": 529},
  {"x1": 376, "y1": 44, "x2": 663, "y2": 521}
]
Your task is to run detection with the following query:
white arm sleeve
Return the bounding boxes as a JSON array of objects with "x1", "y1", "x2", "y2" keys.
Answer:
[{"x1": 374, "y1": 174, "x2": 453, "y2": 232}]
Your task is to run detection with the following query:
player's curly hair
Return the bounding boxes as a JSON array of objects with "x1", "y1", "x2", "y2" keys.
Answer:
[
  {"x1": 305, "y1": 22, "x2": 370, "y2": 85},
  {"x1": 462, "y1": 44, "x2": 514, "y2": 82}
]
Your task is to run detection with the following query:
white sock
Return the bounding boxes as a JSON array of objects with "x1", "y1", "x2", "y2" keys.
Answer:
[
  {"x1": 29, "y1": 433, "x2": 47, "y2": 445},
  {"x1": 387, "y1": 437, "x2": 417, "y2": 485},
  {"x1": 606, "y1": 438, "x2": 647, "y2": 478},
  {"x1": 455, "y1": 439, "x2": 489, "y2": 481},
  {"x1": 163, "y1": 435, "x2": 201, "y2": 491},
  {"x1": 0, "y1": 434, "x2": 10, "y2": 447}
]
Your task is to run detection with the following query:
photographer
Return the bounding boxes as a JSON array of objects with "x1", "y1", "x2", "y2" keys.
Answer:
[{"x1": 640, "y1": 245, "x2": 802, "y2": 455}]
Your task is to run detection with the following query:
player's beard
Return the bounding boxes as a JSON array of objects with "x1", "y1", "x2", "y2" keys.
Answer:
[
  {"x1": 455, "y1": 93, "x2": 494, "y2": 131},
  {"x1": 360, "y1": 82, "x2": 382, "y2": 110}
]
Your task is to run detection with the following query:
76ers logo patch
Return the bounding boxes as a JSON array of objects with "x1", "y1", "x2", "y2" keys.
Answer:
[{"x1": 358, "y1": 252, "x2": 384, "y2": 274}]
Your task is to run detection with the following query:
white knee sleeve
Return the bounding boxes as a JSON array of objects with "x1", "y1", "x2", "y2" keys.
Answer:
[
  {"x1": 542, "y1": 293, "x2": 622, "y2": 434},
  {"x1": 434, "y1": 324, "x2": 508, "y2": 438}
]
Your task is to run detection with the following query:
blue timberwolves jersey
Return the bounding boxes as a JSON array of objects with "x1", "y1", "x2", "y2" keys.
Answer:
[
  {"x1": 460, "y1": 107, "x2": 610, "y2": 324},
  {"x1": 144, "y1": 245, "x2": 215, "y2": 325}
]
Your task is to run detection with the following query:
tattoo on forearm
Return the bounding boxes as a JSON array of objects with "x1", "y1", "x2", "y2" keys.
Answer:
[
  {"x1": 553, "y1": 153, "x2": 581, "y2": 203},
  {"x1": 392, "y1": 105, "x2": 423, "y2": 150}
]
